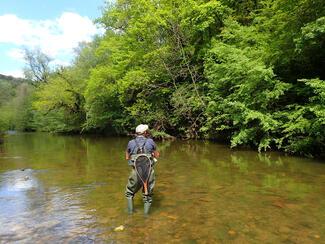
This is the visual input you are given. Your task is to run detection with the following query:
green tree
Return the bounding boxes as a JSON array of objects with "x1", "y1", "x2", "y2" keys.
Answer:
[
  {"x1": 32, "y1": 42, "x2": 99, "y2": 132},
  {"x1": 24, "y1": 0, "x2": 325, "y2": 157},
  {"x1": 23, "y1": 48, "x2": 52, "y2": 86},
  {"x1": 203, "y1": 19, "x2": 290, "y2": 151}
]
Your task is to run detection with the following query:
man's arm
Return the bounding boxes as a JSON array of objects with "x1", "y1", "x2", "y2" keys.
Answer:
[
  {"x1": 126, "y1": 140, "x2": 132, "y2": 160},
  {"x1": 149, "y1": 139, "x2": 159, "y2": 158},
  {"x1": 125, "y1": 150, "x2": 130, "y2": 160}
]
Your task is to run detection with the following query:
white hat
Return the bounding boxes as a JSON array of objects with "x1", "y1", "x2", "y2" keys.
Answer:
[{"x1": 135, "y1": 124, "x2": 149, "y2": 134}]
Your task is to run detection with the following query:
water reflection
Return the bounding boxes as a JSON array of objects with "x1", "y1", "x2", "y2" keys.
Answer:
[
  {"x1": 0, "y1": 133, "x2": 324, "y2": 243},
  {"x1": 0, "y1": 169, "x2": 100, "y2": 242}
]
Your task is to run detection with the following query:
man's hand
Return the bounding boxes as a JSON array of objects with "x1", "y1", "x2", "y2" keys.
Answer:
[{"x1": 152, "y1": 151, "x2": 160, "y2": 158}]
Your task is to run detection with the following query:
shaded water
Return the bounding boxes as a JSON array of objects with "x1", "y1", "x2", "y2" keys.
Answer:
[{"x1": 0, "y1": 133, "x2": 324, "y2": 243}]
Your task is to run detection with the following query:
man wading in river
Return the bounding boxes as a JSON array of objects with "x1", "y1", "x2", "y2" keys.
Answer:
[{"x1": 125, "y1": 124, "x2": 159, "y2": 214}]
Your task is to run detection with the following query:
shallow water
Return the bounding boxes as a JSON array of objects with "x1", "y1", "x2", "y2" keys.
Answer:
[{"x1": 0, "y1": 133, "x2": 324, "y2": 243}]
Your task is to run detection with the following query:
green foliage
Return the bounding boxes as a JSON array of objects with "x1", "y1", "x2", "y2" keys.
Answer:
[
  {"x1": 275, "y1": 79, "x2": 325, "y2": 156},
  {"x1": 33, "y1": 67, "x2": 87, "y2": 133},
  {"x1": 31, "y1": 42, "x2": 99, "y2": 133},
  {"x1": 295, "y1": 17, "x2": 325, "y2": 53},
  {"x1": 16, "y1": 0, "x2": 325, "y2": 157},
  {"x1": 203, "y1": 20, "x2": 290, "y2": 151},
  {"x1": 23, "y1": 47, "x2": 52, "y2": 85},
  {"x1": 170, "y1": 84, "x2": 206, "y2": 138},
  {"x1": 221, "y1": 0, "x2": 261, "y2": 24},
  {"x1": 0, "y1": 76, "x2": 35, "y2": 132},
  {"x1": 86, "y1": 0, "x2": 231, "y2": 135},
  {"x1": 294, "y1": 16, "x2": 325, "y2": 79},
  {"x1": 0, "y1": 79, "x2": 16, "y2": 132}
]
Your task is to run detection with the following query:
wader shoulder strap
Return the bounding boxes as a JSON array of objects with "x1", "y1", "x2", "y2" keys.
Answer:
[{"x1": 134, "y1": 138, "x2": 147, "y2": 153}]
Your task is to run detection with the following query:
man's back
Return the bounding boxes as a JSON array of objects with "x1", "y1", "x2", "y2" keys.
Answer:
[{"x1": 126, "y1": 136, "x2": 156, "y2": 156}]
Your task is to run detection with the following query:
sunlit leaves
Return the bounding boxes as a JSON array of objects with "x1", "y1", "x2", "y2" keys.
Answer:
[{"x1": 20, "y1": 0, "x2": 325, "y2": 156}]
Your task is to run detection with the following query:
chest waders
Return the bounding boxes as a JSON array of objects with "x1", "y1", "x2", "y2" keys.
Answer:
[{"x1": 126, "y1": 138, "x2": 154, "y2": 215}]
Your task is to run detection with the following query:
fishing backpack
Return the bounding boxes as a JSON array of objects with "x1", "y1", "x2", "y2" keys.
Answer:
[
  {"x1": 130, "y1": 138, "x2": 153, "y2": 165},
  {"x1": 135, "y1": 138, "x2": 148, "y2": 154}
]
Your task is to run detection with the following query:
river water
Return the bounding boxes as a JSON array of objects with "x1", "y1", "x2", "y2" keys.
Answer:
[{"x1": 0, "y1": 133, "x2": 324, "y2": 243}]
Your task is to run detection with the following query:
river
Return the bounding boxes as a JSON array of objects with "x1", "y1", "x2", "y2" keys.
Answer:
[{"x1": 0, "y1": 133, "x2": 324, "y2": 243}]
